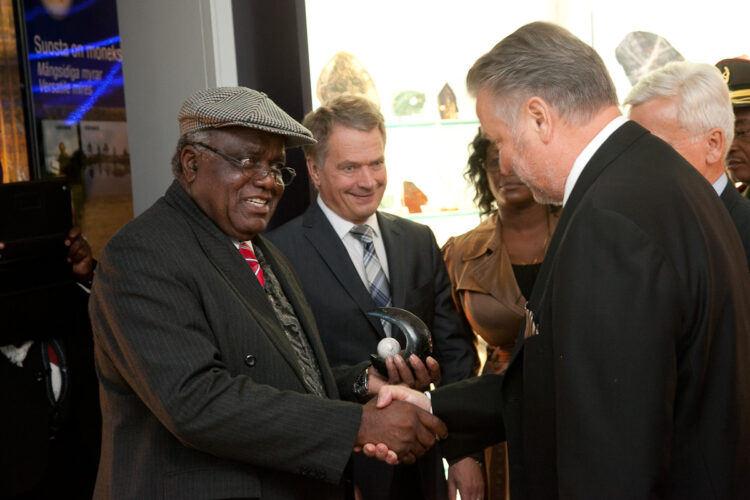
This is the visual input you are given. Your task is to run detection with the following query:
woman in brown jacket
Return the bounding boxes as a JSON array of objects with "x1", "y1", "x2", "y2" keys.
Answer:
[{"x1": 442, "y1": 128, "x2": 560, "y2": 500}]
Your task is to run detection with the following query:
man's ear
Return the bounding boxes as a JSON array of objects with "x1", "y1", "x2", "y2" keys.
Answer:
[
  {"x1": 705, "y1": 128, "x2": 726, "y2": 165},
  {"x1": 306, "y1": 156, "x2": 321, "y2": 188},
  {"x1": 524, "y1": 97, "x2": 554, "y2": 144},
  {"x1": 180, "y1": 145, "x2": 199, "y2": 183}
]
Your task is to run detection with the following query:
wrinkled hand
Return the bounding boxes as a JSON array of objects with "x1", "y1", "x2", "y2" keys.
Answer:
[
  {"x1": 64, "y1": 226, "x2": 94, "y2": 283},
  {"x1": 355, "y1": 396, "x2": 446, "y2": 466},
  {"x1": 376, "y1": 384, "x2": 431, "y2": 412},
  {"x1": 448, "y1": 457, "x2": 484, "y2": 500},
  {"x1": 368, "y1": 354, "x2": 440, "y2": 395},
  {"x1": 357, "y1": 385, "x2": 436, "y2": 463}
]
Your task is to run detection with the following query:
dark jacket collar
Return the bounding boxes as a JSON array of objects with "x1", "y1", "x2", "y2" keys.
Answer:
[
  {"x1": 301, "y1": 201, "x2": 387, "y2": 338},
  {"x1": 720, "y1": 178, "x2": 743, "y2": 210},
  {"x1": 164, "y1": 181, "x2": 338, "y2": 396},
  {"x1": 527, "y1": 120, "x2": 648, "y2": 308}
]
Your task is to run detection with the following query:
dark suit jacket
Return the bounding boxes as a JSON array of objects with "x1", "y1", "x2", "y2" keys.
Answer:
[
  {"x1": 267, "y1": 202, "x2": 478, "y2": 500},
  {"x1": 720, "y1": 181, "x2": 750, "y2": 267},
  {"x1": 432, "y1": 121, "x2": 750, "y2": 499},
  {"x1": 90, "y1": 181, "x2": 363, "y2": 500},
  {"x1": 0, "y1": 284, "x2": 100, "y2": 498}
]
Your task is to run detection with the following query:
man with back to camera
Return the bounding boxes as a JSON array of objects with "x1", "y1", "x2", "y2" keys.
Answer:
[
  {"x1": 267, "y1": 95, "x2": 483, "y2": 500},
  {"x1": 0, "y1": 227, "x2": 100, "y2": 498},
  {"x1": 716, "y1": 57, "x2": 750, "y2": 199},
  {"x1": 625, "y1": 60, "x2": 750, "y2": 266},
  {"x1": 88, "y1": 86, "x2": 447, "y2": 499},
  {"x1": 371, "y1": 22, "x2": 750, "y2": 499}
]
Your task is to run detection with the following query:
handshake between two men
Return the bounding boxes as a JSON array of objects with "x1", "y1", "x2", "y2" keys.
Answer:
[{"x1": 353, "y1": 353, "x2": 446, "y2": 465}]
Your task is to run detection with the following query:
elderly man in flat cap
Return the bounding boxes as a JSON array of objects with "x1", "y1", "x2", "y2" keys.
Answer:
[
  {"x1": 717, "y1": 57, "x2": 750, "y2": 199},
  {"x1": 88, "y1": 87, "x2": 446, "y2": 500}
]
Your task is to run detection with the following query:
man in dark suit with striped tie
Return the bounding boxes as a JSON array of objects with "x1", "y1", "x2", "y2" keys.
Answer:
[
  {"x1": 268, "y1": 95, "x2": 482, "y2": 500},
  {"x1": 88, "y1": 87, "x2": 446, "y2": 500}
]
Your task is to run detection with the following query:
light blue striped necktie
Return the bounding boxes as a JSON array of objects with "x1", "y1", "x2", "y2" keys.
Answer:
[
  {"x1": 350, "y1": 224, "x2": 392, "y2": 309},
  {"x1": 350, "y1": 225, "x2": 394, "y2": 334}
]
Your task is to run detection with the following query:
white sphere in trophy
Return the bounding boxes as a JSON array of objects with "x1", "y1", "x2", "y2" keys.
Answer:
[{"x1": 376, "y1": 337, "x2": 401, "y2": 359}]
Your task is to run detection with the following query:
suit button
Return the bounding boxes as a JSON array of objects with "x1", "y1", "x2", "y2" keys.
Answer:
[{"x1": 244, "y1": 354, "x2": 256, "y2": 367}]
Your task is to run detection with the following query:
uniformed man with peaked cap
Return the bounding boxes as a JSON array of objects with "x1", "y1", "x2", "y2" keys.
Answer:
[{"x1": 717, "y1": 57, "x2": 750, "y2": 198}]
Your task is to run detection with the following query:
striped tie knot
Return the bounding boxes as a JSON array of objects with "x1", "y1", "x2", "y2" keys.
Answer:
[
  {"x1": 349, "y1": 224, "x2": 374, "y2": 245},
  {"x1": 349, "y1": 224, "x2": 392, "y2": 319},
  {"x1": 239, "y1": 242, "x2": 265, "y2": 287}
]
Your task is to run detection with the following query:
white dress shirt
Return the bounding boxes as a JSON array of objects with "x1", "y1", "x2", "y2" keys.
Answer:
[
  {"x1": 316, "y1": 195, "x2": 390, "y2": 288},
  {"x1": 563, "y1": 115, "x2": 629, "y2": 206},
  {"x1": 713, "y1": 172, "x2": 729, "y2": 196}
]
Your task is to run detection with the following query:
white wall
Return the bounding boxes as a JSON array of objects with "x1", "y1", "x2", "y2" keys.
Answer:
[{"x1": 116, "y1": 0, "x2": 237, "y2": 216}]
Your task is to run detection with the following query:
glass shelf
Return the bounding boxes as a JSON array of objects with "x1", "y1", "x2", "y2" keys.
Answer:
[{"x1": 386, "y1": 120, "x2": 480, "y2": 129}]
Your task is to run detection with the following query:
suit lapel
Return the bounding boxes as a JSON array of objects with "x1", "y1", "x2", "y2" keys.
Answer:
[
  {"x1": 165, "y1": 182, "x2": 307, "y2": 387},
  {"x1": 255, "y1": 237, "x2": 340, "y2": 397},
  {"x1": 529, "y1": 120, "x2": 648, "y2": 309},
  {"x1": 720, "y1": 181, "x2": 740, "y2": 211},
  {"x1": 302, "y1": 203, "x2": 384, "y2": 337},
  {"x1": 505, "y1": 121, "x2": 650, "y2": 373},
  {"x1": 378, "y1": 212, "x2": 406, "y2": 308}
]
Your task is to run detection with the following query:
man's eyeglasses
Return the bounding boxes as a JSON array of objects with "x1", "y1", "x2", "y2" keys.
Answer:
[{"x1": 189, "y1": 141, "x2": 296, "y2": 186}]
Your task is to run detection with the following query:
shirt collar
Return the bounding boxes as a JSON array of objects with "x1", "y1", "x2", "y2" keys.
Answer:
[
  {"x1": 232, "y1": 240, "x2": 253, "y2": 250},
  {"x1": 712, "y1": 172, "x2": 728, "y2": 196},
  {"x1": 317, "y1": 195, "x2": 381, "y2": 239},
  {"x1": 563, "y1": 115, "x2": 629, "y2": 206}
]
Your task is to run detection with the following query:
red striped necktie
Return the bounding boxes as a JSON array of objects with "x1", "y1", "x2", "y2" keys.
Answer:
[{"x1": 239, "y1": 242, "x2": 265, "y2": 287}]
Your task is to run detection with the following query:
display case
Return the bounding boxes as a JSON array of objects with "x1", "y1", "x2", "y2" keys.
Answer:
[{"x1": 305, "y1": 0, "x2": 748, "y2": 245}]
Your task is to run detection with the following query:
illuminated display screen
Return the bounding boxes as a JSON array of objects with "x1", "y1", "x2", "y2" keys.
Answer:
[
  {"x1": 21, "y1": 0, "x2": 132, "y2": 258},
  {"x1": 24, "y1": 0, "x2": 124, "y2": 124}
]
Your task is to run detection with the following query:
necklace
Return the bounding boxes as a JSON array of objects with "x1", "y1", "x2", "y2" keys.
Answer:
[
  {"x1": 498, "y1": 208, "x2": 552, "y2": 266},
  {"x1": 531, "y1": 230, "x2": 550, "y2": 265}
]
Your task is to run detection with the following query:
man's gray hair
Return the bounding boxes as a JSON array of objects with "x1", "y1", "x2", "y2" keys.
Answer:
[
  {"x1": 624, "y1": 61, "x2": 735, "y2": 156},
  {"x1": 466, "y1": 21, "x2": 618, "y2": 126},
  {"x1": 171, "y1": 130, "x2": 210, "y2": 179}
]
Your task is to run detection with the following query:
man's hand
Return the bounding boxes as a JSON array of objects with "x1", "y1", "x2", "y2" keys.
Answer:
[
  {"x1": 0, "y1": 226, "x2": 94, "y2": 284},
  {"x1": 448, "y1": 457, "x2": 484, "y2": 500},
  {"x1": 376, "y1": 384, "x2": 431, "y2": 412},
  {"x1": 64, "y1": 226, "x2": 94, "y2": 283},
  {"x1": 355, "y1": 396, "x2": 447, "y2": 466},
  {"x1": 368, "y1": 354, "x2": 441, "y2": 395},
  {"x1": 356, "y1": 384, "x2": 437, "y2": 463}
]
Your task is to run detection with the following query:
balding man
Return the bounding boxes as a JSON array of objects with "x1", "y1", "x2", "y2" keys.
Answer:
[{"x1": 625, "y1": 60, "x2": 750, "y2": 266}]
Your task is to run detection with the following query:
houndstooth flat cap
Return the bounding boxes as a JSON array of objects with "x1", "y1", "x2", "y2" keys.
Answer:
[{"x1": 178, "y1": 87, "x2": 316, "y2": 147}]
